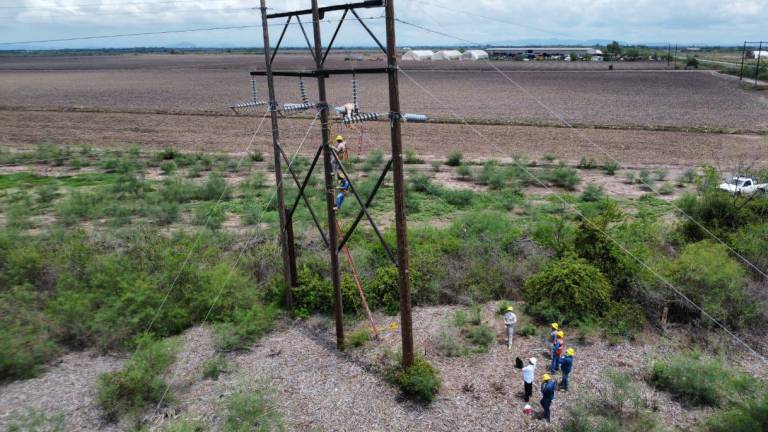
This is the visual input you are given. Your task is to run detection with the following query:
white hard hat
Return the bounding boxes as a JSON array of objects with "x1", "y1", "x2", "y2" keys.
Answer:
[{"x1": 529, "y1": 358, "x2": 537, "y2": 366}]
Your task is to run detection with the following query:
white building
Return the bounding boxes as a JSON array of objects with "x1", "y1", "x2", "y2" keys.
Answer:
[
  {"x1": 462, "y1": 49, "x2": 489, "y2": 61},
  {"x1": 753, "y1": 50, "x2": 768, "y2": 59},
  {"x1": 401, "y1": 50, "x2": 434, "y2": 61},
  {"x1": 432, "y1": 50, "x2": 462, "y2": 61}
]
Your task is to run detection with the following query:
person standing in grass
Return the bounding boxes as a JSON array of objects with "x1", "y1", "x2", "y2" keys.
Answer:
[
  {"x1": 540, "y1": 373, "x2": 556, "y2": 422},
  {"x1": 559, "y1": 348, "x2": 575, "y2": 391},
  {"x1": 522, "y1": 357, "x2": 537, "y2": 402},
  {"x1": 503, "y1": 305, "x2": 517, "y2": 349},
  {"x1": 548, "y1": 323, "x2": 559, "y2": 348}
]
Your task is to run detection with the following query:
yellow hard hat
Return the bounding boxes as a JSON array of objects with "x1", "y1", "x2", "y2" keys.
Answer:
[
  {"x1": 557, "y1": 331, "x2": 565, "y2": 338},
  {"x1": 566, "y1": 348, "x2": 575, "y2": 356},
  {"x1": 551, "y1": 323, "x2": 559, "y2": 330},
  {"x1": 507, "y1": 306, "x2": 514, "y2": 312},
  {"x1": 542, "y1": 374, "x2": 551, "y2": 381},
  {"x1": 335, "y1": 135, "x2": 344, "y2": 142}
]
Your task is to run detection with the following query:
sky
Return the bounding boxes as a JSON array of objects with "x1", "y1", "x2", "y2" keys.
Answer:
[{"x1": 0, "y1": 0, "x2": 766, "y2": 49}]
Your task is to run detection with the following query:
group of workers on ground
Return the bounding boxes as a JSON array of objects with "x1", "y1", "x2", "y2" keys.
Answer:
[{"x1": 504, "y1": 307, "x2": 576, "y2": 423}]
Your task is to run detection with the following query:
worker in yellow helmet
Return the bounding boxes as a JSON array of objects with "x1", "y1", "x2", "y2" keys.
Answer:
[
  {"x1": 332, "y1": 134, "x2": 348, "y2": 173},
  {"x1": 540, "y1": 373, "x2": 556, "y2": 422},
  {"x1": 559, "y1": 348, "x2": 575, "y2": 391},
  {"x1": 549, "y1": 323, "x2": 559, "y2": 347},
  {"x1": 550, "y1": 331, "x2": 564, "y2": 373}
]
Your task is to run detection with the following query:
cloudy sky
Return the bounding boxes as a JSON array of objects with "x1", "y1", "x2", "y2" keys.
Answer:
[{"x1": 0, "y1": 0, "x2": 766, "y2": 48}]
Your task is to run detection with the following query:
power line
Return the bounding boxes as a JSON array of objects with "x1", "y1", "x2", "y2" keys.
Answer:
[
  {"x1": 0, "y1": 15, "x2": 383, "y2": 46},
  {"x1": 395, "y1": 17, "x2": 768, "y2": 281}
]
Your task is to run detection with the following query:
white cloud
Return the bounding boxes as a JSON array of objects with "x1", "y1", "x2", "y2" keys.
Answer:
[{"x1": 2, "y1": 0, "x2": 767, "y2": 47}]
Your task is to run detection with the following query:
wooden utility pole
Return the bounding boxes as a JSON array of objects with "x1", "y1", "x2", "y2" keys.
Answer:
[
  {"x1": 310, "y1": 0, "x2": 345, "y2": 351},
  {"x1": 384, "y1": 0, "x2": 414, "y2": 368},
  {"x1": 260, "y1": 0, "x2": 297, "y2": 309},
  {"x1": 254, "y1": 0, "x2": 415, "y2": 367}
]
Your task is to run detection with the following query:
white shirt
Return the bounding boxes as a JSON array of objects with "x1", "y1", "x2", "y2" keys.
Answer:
[
  {"x1": 503, "y1": 312, "x2": 517, "y2": 326},
  {"x1": 522, "y1": 364, "x2": 535, "y2": 383},
  {"x1": 335, "y1": 141, "x2": 346, "y2": 154}
]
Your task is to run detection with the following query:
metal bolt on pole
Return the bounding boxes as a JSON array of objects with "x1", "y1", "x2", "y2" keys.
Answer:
[
  {"x1": 384, "y1": 0, "x2": 415, "y2": 368},
  {"x1": 311, "y1": 0, "x2": 345, "y2": 351},
  {"x1": 260, "y1": 0, "x2": 296, "y2": 309}
]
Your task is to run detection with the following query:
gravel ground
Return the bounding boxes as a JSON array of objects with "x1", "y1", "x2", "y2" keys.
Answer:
[
  {"x1": 0, "y1": 351, "x2": 124, "y2": 432},
  {"x1": 2, "y1": 304, "x2": 764, "y2": 432}
]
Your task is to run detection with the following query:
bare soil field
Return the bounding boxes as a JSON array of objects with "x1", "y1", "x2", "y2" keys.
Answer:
[
  {"x1": 1, "y1": 110, "x2": 764, "y2": 170},
  {"x1": 0, "y1": 54, "x2": 766, "y2": 131}
]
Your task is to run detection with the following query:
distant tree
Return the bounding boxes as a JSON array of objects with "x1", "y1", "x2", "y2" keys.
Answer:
[
  {"x1": 624, "y1": 48, "x2": 640, "y2": 61},
  {"x1": 606, "y1": 41, "x2": 622, "y2": 56},
  {"x1": 686, "y1": 56, "x2": 700, "y2": 69}
]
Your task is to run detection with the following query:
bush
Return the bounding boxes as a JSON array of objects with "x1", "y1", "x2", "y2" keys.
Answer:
[
  {"x1": 215, "y1": 304, "x2": 280, "y2": 351},
  {"x1": 96, "y1": 334, "x2": 176, "y2": 421},
  {"x1": 36, "y1": 183, "x2": 59, "y2": 204},
  {"x1": 194, "y1": 204, "x2": 226, "y2": 231},
  {"x1": 160, "y1": 160, "x2": 177, "y2": 175},
  {"x1": 577, "y1": 156, "x2": 597, "y2": 170},
  {"x1": 456, "y1": 163, "x2": 472, "y2": 180},
  {"x1": 638, "y1": 169, "x2": 655, "y2": 190},
  {"x1": 250, "y1": 151, "x2": 264, "y2": 162},
  {"x1": 365, "y1": 149, "x2": 384, "y2": 166},
  {"x1": 650, "y1": 352, "x2": 754, "y2": 407},
  {"x1": 4, "y1": 408, "x2": 65, "y2": 432},
  {"x1": 439, "y1": 189, "x2": 475, "y2": 208},
  {"x1": 347, "y1": 328, "x2": 371, "y2": 348},
  {"x1": 446, "y1": 151, "x2": 463, "y2": 167},
  {"x1": 409, "y1": 173, "x2": 436, "y2": 194},
  {"x1": 517, "y1": 323, "x2": 537, "y2": 337},
  {"x1": 546, "y1": 164, "x2": 581, "y2": 190},
  {"x1": 654, "y1": 168, "x2": 668, "y2": 181},
  {"x1": 497, "y1": 300, "x2": 513, "y2": 315},
  {"x1": 686, "y1": 56, "x2": 700, "y2": 69},
  {"x1": 580, "y1": 183, "x2": 604, "y2": 202},
  {"x1": 677, "y1": 168, "x2": 697, "y2": 185},
  {"x1": 658, "y1": 182, "x2": 675, "y2": 195},
  {"x1": 603, "y1": 301, "x2": 646, "y2": 340},
  {"x1": 702, "y1": 393, "x2": 768, "y2": 432},
  {"x1": 200, "y1": 172, "x2": 230, "y2": 201},
  {"x1": 430, "y1": 160, "x2": 442, "y2": 172},
  {"x1": 659, "y1": 241, "x2": 755, "y2": 328},
  {"x1": 465, "y1": 324, "x2": 494, "y2": 352},
  {"x1": 404, "y1": 149, "x2": 424, "y2": 164},
  {"x1": 162, "y1": 419, "x2": 206, "y2": 432},
  {"x1": 224, "y1": 386, "x2": 284, "y2": 432},
  {"x1": 523, "y1": 256, "x2": 612, "y2": 323},
  {"x1": 6, "y1": 203, "x2": 32, "y2": 229},
  {"x1": 202, "y1": 354, "x2": 229, "y2": 380},
  {"x1": 386, "y1": 357, "x2": 440, "y2": 403},
  {"x1": 604, "y1": 160, "x2": 620, "y2": 176}
]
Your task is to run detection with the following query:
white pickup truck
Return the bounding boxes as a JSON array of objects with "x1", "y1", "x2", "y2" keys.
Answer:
[{"x1": 719, "y1": 176, "x2": 768, "y2": 195}]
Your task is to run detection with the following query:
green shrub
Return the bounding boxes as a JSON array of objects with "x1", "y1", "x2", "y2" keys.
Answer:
[
  {"x1": 677, "y1": 168, "x2": 697, "y2": 185},
  {"x1": 638, "y1": 169, "x2": 655, "y2": 190},
  {"x1": 430, "y1": 160, "x2": 442, "y2": 172},
  {"x1": 523, "y1": 256, "x2": 612, "y2": 323},
  {"x1": 456, "y1": 163, "x2": 472, "y2": 180},
  {"x1": 580, "y1": 183, "x2": 604, "y2": 202},
  {"x1": 223, "y1": 386, "x2": 284, "y2": 432},
  {"x1": 0, "y1": 286, "x2": 60, "y2": 381},
  {"x1": 452, "y1": 309, "x2": 467, "y2": 327},
  {"x1": 465, "y1": 324, "x2": 494, "y2": 352},
  {"x1": 386, "y1": 357, "x2": 440, "y2": 403},
  {"x1": 438, "y1": 327, "x2": 463, "y2": 357},
  {"x1": 650, "y1": 352, "x2": 754, "y2": 407},
  {"x1": 36, "y1": 183, "x2": 59, "y2": 204},
  {"x1": 702, "y1": 393, "x2": 768, "y2": 432},
  {"x1": 497, "y1": 300, "x2": 513, "y2": 315},
  {"x1": 250, "y1": 151, "x2": 265, "y2": 162},
  {"x1": 654, "y1": 168, "x2": 668, "y2": 181},
  {"x1": 55, "y1": 190, "x2": 103, "y2": 225},
  {"x1": 215, "y1": 304, "x2": 280, "y2": 351},
  {"x1": 96, "y1": 334, "x2": 177, "y2": 421},
  {"x1": 603, "y1": 301, "x2": 646, "y2": 340},
  {"x1": 157, "y1": 148, "x2": 179, "y2": 160},
  {"x1": 4, "y1": 408, "x2": 65, "y2": 432},
  {"x1": 577, "y1": 156, "x2": 597, "y2": 170},
  {"x1": 365, "y1": 149, "x2": 384, "y2": 166},
  {"x1": 200, "y1": 172, "x2": 230, "y2": 201},
  {"x1": 6, "y1": 203, "x2": 32, "y2": 229},
  {"x1": 202, "y1": 354, "x2": 229, "y2": 380},
  {"x1": 546, "y1": 164, "x2": 581, "y2": 190},
  {"x1": 603, "y1": 160, "x2": 620, "y2": 176},
  {"x1": 686, "y1": 56, "x2": 700, "y2": 69},
  {"x1": 194, "y1": 204, "x2": 226, "y2": 230},
  {"x1": 624, "y1": 171, "x2": 636, "y2": 184},
  {"x1": 404, "y1": 149, "x2": 424, "y2": 164},
  {"x1": 517, "y1": 323, "x2": 537, "y2": 337},
  {"x1": 659, "y1": 241, "x2": 754, "y2": 328},
  {"x1": 542, "y1": 154, "x2": 557, "y2": 164},
  {"x1": 658, "y1": 182, "x2": 675, "y2": 195},
  {"x1": 160, "y1": 160, "x2": 177, "y2": 175},
  {"x1": 162, "y1": 419, "x2": 206, "y2": 432},
  {"x1": 469, "y1": 304, "x2": 482, "y2": 325},
  {"x1": 409, "y1": 173, "x2": 436, "y2": 194},
  {"x1": 439, "y1": 189, "x2": 475, "y2": 208},
  {"x1": 731, "y1": 224, "x2": 768, "y2": 277},
  {"x1": 347, "y1": 328, "x2": 371, "y2": 348},
  {"x1": 446, "y1": 151, "x2": 463, "y2": 167}
]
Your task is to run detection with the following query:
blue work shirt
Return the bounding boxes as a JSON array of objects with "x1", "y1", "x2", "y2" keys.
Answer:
[
  {"x1": 541, "y1": 380, "x2": 556, "y2": 402},
  {"x1": 561, "y1": 355, "x2": 574, "y2": 374}
]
